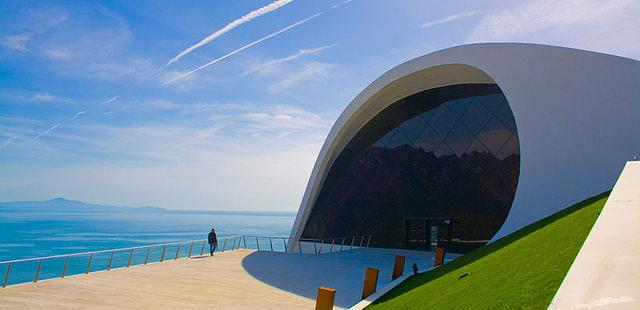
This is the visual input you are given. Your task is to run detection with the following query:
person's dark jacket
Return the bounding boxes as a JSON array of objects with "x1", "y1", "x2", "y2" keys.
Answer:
[{"x1": 208, "y1": 231, "x2": 217, "y2": 244}]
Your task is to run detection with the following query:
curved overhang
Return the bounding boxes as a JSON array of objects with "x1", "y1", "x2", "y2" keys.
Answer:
[{"x1": 290, "y1": 43, "x2": 640, "y2": 250}]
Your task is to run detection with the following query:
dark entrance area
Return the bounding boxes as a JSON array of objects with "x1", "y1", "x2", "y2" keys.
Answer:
[{"x1": 404, "y1": 217, "x2": 454, "y2": 251}]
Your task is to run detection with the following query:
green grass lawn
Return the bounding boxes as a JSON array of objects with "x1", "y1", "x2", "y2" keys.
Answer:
[{"x1": 369, "y1": 191, "x2": 610, "y2": 310}]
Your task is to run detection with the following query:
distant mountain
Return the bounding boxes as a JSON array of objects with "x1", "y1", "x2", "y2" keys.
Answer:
[
  {"x1": 0, "y1": 197, "x2": 167, "y2": 213},
  {"x1": 0, "y1": 197, "x2": 297, "y2": 216}
]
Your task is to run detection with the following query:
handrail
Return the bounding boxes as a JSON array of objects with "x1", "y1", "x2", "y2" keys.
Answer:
[
  {"x1": 0, "y1": 236, "x2": 243, "y2": 265},
  {"x1": 0, "y1": 234, "x2": 371, "y2": 288}
]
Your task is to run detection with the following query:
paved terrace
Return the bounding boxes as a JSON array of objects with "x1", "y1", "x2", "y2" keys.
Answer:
[{"x1": 0, "y1": 248, "x2": 435, "y2": 309}]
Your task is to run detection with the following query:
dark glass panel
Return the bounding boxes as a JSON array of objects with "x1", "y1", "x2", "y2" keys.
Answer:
[
  {"x1": 413, "y1": 125, "x2": 441, "y2": 153},
  {"x1": 399, "y1": 115, "x2": 427, "y2": 145},
  {"x1": 460, "y1": 102, "x2": 492, "y2": 135},
  {"x1": 429, "y1": 105, "x2": 457, "y2": 138},
  {"x1": 301, "y1": 84, "x2": 520, "y2": 254},
  {"x1": 477, "y1": 117, "x2": 511, "y2": 155}
]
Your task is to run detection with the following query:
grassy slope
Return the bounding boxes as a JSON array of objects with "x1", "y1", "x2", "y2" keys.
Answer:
[{"x1": 369, "y1": 192, "x2": 609, "y2": 310}]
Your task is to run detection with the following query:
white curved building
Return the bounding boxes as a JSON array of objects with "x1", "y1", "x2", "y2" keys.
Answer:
[{"x1": 289, "y1": 43, "x2": 640, "y2": 253}]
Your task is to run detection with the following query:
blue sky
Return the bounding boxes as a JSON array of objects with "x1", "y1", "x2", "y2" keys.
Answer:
[{"x1": 1, "y1": 0, "x2": 639, "y2": 211}]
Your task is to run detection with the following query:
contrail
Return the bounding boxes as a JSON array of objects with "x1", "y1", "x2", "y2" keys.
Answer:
[
  {"x1": 30, "y1": 111, "x2": 87, "y2": 142},
  {"x1": 156, "y1": 0, "x2": 294, "y2": 73},
  {"x1": 163, "y1": 12, "x2": 323, "y2": 85},
  {"x1": 244, "y1": 44, "x2": 336, "y2": 75},
  {"x1": 100, "y1": 96, "x2": 118, "y2": 104}
]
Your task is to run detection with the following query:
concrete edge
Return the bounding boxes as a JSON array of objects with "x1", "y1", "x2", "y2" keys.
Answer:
[{"x1": 348, "y1": 267, "x2": 435, "y2": 310}]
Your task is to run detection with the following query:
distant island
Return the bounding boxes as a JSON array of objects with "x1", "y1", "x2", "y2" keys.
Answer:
[{"x1": 0, "y1": 197, "x2": 296, "y2": 217}]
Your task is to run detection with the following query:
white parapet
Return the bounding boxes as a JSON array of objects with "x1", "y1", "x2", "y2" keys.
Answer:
[{"x1": 550, "y1": 161, "x2": 640, "y2": 309}]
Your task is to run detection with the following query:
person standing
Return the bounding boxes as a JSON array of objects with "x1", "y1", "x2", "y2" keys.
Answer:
[{"x1": 208, "y1": 227, "x2": 218, "y2": 256}]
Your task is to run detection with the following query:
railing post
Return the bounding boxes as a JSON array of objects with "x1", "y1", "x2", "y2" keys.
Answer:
[
  {"x1": 366, "y1": 235, "x2": 371, "y2": 247},
  {"x1": 231, "y1": 237, "x2": 237, "y2": 251},
  {"x1": 2, "y1": 263, "x2": 10, "y2": 288},
  {"x1": 85, "y1": 254, "x2": 93, "y2": 274},
  {"x1": 242, "y1": 236, "x2": 247, "y2": 248},
  {"x1": 318, "y1": 239, "x2": 324, "y2": 254},
  {"x1": 200, "y1": 241, "x2": 206, "y2": 256},
  {"x1": 340, "y1": 237, "x2": 345, "y2": 251},
  {"x1": 222, "y1": 239, "x2": 227, "y2": 253},
  {"x1": 351, "y1": 236, "x2": 356, "y2": 249},
  {"x1": 128, "y1": 249, "x2": 135, "y2": 267},
  {"x1": 283, "y1": 238, "x2": 287, "y2": 252},
  {"x1": 329, "y1": 239, "x2": 335, "y2": 253},
  {"x1": 255, "y1": 237, "x2": 260, "y2": 251},
  {"x1": 34, "y1": 259, "x2": 42, "y2": 282},
  {"x1": 175, "y1": 243, "x2": 181, "y2": 260},
  {"x1": 108, "y1": 252, "x2": 115, "y2": 270},
  {"x1": 313, "y1": 241, "x2": 318, "y2": 254},
  {"x1": 298, "y1": 240, "x2": 302, "y2": 253},
  {"x1": 144, "y1": 247, "x2": 151, "y2": 264},
  {"x1": 160, "y1": 245, "x2": 167, "y2": 262},
  {"x1": 188, "y1": 242, "x2": 194, "y2": 258},
  {"x1": 359, "y1": 236, "x2": 365, "y2": 247},
  {"x1": 61, "y1": 256, "x2": 69, "y2": 278},
  {"x1": 269, "y1": 237, "x2": 274, "y2": 252}
]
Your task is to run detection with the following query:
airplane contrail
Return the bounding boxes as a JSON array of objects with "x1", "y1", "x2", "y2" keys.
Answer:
[
  {"x1": 163, "y1": 12, "x2": 323, "y2": 85},
  {"x1": 156, "y1": 0, "x2": 294, "y2": 74},
  {"x1": 244, "y1": 44, "x2": 336, "y2": 75},
  {"x1": 30, "y1": 111, "x2": 87, "y2": 142}
]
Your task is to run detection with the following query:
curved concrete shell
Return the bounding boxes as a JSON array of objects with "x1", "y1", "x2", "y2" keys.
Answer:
[{"x1": 289, "y1": 43, "x2": 640, "y2": 252}]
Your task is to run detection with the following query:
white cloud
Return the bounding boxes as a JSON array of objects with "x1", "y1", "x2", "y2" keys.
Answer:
[
  {"x1": 244, "y1": 44, "x2": 336, "y2": 75},
  {"x1": 159, "y1": 0, "x2": 295, "y2": 71},
  {"x1": 1, "y1": 34, "x2": 32, "y2": 51},
  {"x1": 467, "y1": 0, "x2": 640, "y2": 59},
  {"x1": 30, "y1": 92, "x2": 59, "y2": 102},
  {"x1": 268, "y1": 61, "x2": 334, "y2": 93},
  {"x1": 421, "y1": 11, "x2": 477, "y2": 28}
]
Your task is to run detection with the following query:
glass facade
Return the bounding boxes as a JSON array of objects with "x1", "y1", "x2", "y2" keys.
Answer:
[{"x1": 301, "y1": 84, "x2": 520, "y2": 253}]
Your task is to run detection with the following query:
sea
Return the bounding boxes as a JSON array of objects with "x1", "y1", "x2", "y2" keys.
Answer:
[{"x1": 0, "y1": 209, "x2": 295, "y2": 285}]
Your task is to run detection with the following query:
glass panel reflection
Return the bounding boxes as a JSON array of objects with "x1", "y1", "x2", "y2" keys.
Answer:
[{"x1": 301, "y1": 84, "x2": 520, "y2": 254}]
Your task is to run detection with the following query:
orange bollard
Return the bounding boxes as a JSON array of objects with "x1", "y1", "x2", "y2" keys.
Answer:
[
  {"x1": 392, "y1": 255, "x2": 405, "y2": 281},
  {"x1": 361, "y1": 267, "x2": 379, "y2": 299},
  {"x1": 434, "y1": 246, "x2": 445, "y2": 267},
  {"x1": 315, "y1": 287, "x2": 336, "y2": 310}
]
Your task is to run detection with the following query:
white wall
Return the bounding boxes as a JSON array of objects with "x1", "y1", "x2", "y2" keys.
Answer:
[{"x1": 289, "y1": 43, "x2": 640, "y2": 250}]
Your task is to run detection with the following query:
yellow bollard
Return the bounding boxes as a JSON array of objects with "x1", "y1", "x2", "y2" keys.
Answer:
[
  {"x1": 434, "y1": 246, "x2": 446, "y2": 267},
  {"x1": 361, "y1": 267, "x2": 379, "y2": 299},
  {"x1": 315, "y1": 287, "x2": 336, "y2": 310},
  {"x1": 392, "y1": 255, "x2": 405, "y2": 281}
]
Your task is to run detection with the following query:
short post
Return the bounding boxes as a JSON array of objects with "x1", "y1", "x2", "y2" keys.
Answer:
[
  {"x1": 361, "y1": 267, "x2": 379, "y2": 299},
  {"x1": 340, "y1": 237, "x2": 346, "y2": 251},
  {"x1": 313, "y1": 240, "x2": 318, "y2": 254},
  {"x1": 359, "y1": 236, "x2": 365, "y2": 247},
  {"x1": 366, "y1": 235, "x2": 371, "y2": 247},
  {"x1": 351, "y1": 236, "x2": 356, "y2": 249},
  {"x1": 175, "y1": 243, "x2": 181, "y2": 259},
  {"x1": 315, "y1": 287, "x2": 336, "y2": 310},
  {"x1": 231, "y1": 238, "x2": 237, "y2": 251},
  {"x1": 434, "y1": 246, "x2": 446, "y2": 267},
  {"x1": 144, "y1": 247, "x2": 151, "y2": 264},
  {"x1": 269, "y1": 237, "x2": 274, "y2": 252},
  {"x1": 329, "y1": 239, "x2": 335, "y2": 253},
  {"x1": 222, "y1": 239, "x2": 227, "y2": 253},
  {"x1": 318, "y1": 239, "x2": 323, "y2": 254},
  {"x1": 61, "y1": 256, "x2": 69, "y2": 278},
  {"x1": 160, "y1": 245, "x2": 167, "y2": 262},
  {"x1": 108, "y1": 252, "x2": 115, "y2": 270},
  {"x1": 188, "y1": 242, "x2": 194, "y2": 257},
  {"x1": 85, "y1": 254, "x2": 93, "y2": 274},
  {"x1": 2, "y1": 263, "x2": 10, "y2": 287},
  {"x1": 128, "y1": 249, "x2": 134, "y2": 267},
  {"x1": 200, "y1": 241, "x2": 206, "y2": 256},
  {"x1": 392, "y1": 255, "x2": 406, "y2": 281},
  {"x1": 282, "y1": 238, "x2": 287, "y2": 252},
  {"x1": 298, "y1": 240, "x2": 302, "y2": 253},
  {"x1": 242, "y1": 236, "x2": 247, "y2": 248},
  {"x1": 255, "y1": 237, "x2": 259, "y2": 251}
]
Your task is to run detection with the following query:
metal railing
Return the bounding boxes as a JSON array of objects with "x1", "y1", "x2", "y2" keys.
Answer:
[{"x1": 0, "y1": 234, "x2": 371, "y2": 288}]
